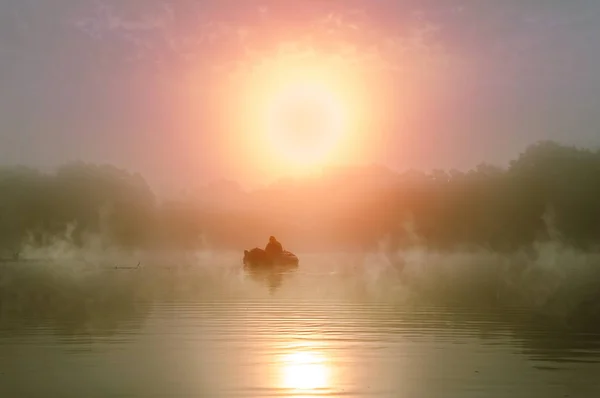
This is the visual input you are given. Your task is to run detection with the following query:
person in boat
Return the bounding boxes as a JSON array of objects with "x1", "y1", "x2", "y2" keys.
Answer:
[{"x1": 265, "y1": 235, "x2": 284, "y2": 257}]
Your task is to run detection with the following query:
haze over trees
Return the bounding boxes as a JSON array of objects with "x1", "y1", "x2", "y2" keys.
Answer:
[{"x1": 1, "y1": 140, "x2": 600, "y2": 257}]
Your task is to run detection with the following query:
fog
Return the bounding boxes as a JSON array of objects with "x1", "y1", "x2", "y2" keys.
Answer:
[
  {"x1": 1, "y1": 140, "x2": 600, "y2": 336},
  {"x1": 3, "y1": 140, "x2": 600, "y2": 255}
]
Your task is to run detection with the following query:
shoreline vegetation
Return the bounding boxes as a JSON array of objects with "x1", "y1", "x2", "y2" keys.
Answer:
[
  {"x1": 1, "y1": 140, "x2": 600, "y2": 334},
  {"x1": 1, "y1": 140, "x2": 600, "y2": 257}
]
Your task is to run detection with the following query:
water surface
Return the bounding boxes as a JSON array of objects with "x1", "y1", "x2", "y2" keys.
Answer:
[{"x1": 1, "y1": 254, "x2": 600, "y2": 397}]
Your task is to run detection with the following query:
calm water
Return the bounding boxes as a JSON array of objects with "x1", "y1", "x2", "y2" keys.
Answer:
[{"x1": 1, "y1": 253, "x2": 600, "y2": 397}]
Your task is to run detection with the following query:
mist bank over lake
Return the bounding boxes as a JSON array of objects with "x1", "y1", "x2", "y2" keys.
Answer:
[{"x1": 1, "y1": 140, "x2": 600, "y2": 256}]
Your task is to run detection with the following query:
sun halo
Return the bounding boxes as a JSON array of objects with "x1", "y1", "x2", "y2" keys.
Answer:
[{"x1": 224, "y1": 51, "x2": 375, "y2": 181}]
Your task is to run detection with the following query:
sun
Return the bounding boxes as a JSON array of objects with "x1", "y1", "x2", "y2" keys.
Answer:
[
  {"x1": 265, "y1": 81, "x2": 347, "y2": 171},
  {"x1": 222, "y1": 48, "x2": 377, "y2": 180}
]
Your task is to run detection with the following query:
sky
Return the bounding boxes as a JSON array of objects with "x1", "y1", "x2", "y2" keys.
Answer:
[{"x1": 1, "y1": 0, "x2": 600, "y2": 193}]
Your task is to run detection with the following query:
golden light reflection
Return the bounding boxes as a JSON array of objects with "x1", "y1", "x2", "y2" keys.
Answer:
[{"x1": 279, "y1": 351, "x2": 331, "y2": 392}]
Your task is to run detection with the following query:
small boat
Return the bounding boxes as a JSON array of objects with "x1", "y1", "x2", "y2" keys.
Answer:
[{"x1": 242, "y1": 248, "x2": 299, "y2": 268}]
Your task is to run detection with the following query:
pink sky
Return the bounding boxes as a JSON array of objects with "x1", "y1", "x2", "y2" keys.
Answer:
[{"x1": 1, "y1": 1, "x2": 600, "y2": 194}]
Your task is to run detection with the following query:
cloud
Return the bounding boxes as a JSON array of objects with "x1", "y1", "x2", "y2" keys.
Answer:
[{"x1": 65, "y1": 1, "x2": 447, "y2": 73}]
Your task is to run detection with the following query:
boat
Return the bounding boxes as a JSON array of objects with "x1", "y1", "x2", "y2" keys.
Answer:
[{"x1": 242, "y1": 248, "x2": 299, "y2": 268}]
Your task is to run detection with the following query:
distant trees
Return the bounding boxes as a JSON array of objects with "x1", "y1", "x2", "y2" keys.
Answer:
[
  {"x1": 0, "y1": 162, "x2": 157, "y2": 257},
  {"x1": 387, "y1": 141, "x2": 600, "y2": 251},
  {"x1": 1, "y1": 140, "x2": 599, "y2": 255},
  {"x1": 507, "y1": 141, "x2": 600, "y2": 248}
]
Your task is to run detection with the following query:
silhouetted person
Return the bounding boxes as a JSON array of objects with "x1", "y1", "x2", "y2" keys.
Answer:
[{"x1": 265, "y1": 236, "x2": 283, "y2": 257}]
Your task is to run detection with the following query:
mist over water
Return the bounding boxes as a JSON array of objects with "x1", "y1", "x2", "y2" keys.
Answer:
[
  {"x1": 3, "y1": 142, "x2": 600, "y2": 396},
  {"x1": 2, "y1": 233, "x2": 600, "y2": 396},
  {"x1": 3, "y1": 231, "x2": 600, "y2": 330}
]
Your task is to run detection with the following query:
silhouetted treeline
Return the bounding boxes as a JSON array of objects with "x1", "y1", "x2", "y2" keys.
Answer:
[{"x1": 1, "y1": 140, "x2": 600, "y2": 255}]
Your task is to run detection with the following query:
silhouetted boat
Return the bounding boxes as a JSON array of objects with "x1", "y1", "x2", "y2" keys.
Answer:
[{"x1": 242, "y1": 248, "x2": 299, "y2": 268}]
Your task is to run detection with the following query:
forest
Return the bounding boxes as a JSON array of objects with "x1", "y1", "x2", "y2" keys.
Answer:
[{"x1": 1, "y1": 140, "x2": 600, "y2": 257}]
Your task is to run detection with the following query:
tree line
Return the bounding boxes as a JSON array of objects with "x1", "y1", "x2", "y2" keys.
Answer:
[{"x1": 1, "y1": 140, "x2": 599, "y2": 256}]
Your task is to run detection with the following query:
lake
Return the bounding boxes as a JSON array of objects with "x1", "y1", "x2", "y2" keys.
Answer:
[{"x1": 1, "y1": 251, "x2": 600, "y2": 397}]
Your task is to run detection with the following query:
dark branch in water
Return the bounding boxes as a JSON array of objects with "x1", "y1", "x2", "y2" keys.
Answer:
[{"x1": 115, "y1": 261, "x2": 141, "y2": 270}]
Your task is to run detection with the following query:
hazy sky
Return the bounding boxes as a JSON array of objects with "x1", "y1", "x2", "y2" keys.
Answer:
[{"x1": 1, "y1": 0, "x2": 600, "y2": 192}]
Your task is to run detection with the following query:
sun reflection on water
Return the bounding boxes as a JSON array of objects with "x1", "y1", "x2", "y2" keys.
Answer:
[{"x1": 279, "y1": 351, "x2": 331, "y2": 392}]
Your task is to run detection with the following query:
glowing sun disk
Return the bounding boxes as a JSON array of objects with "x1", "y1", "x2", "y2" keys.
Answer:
[
  {"x1": 265, "y1": 81, "x2": 347, "y2": 170},
  {"x1": 228, "y1": 50, "x2": 371, "y2": 180}
]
